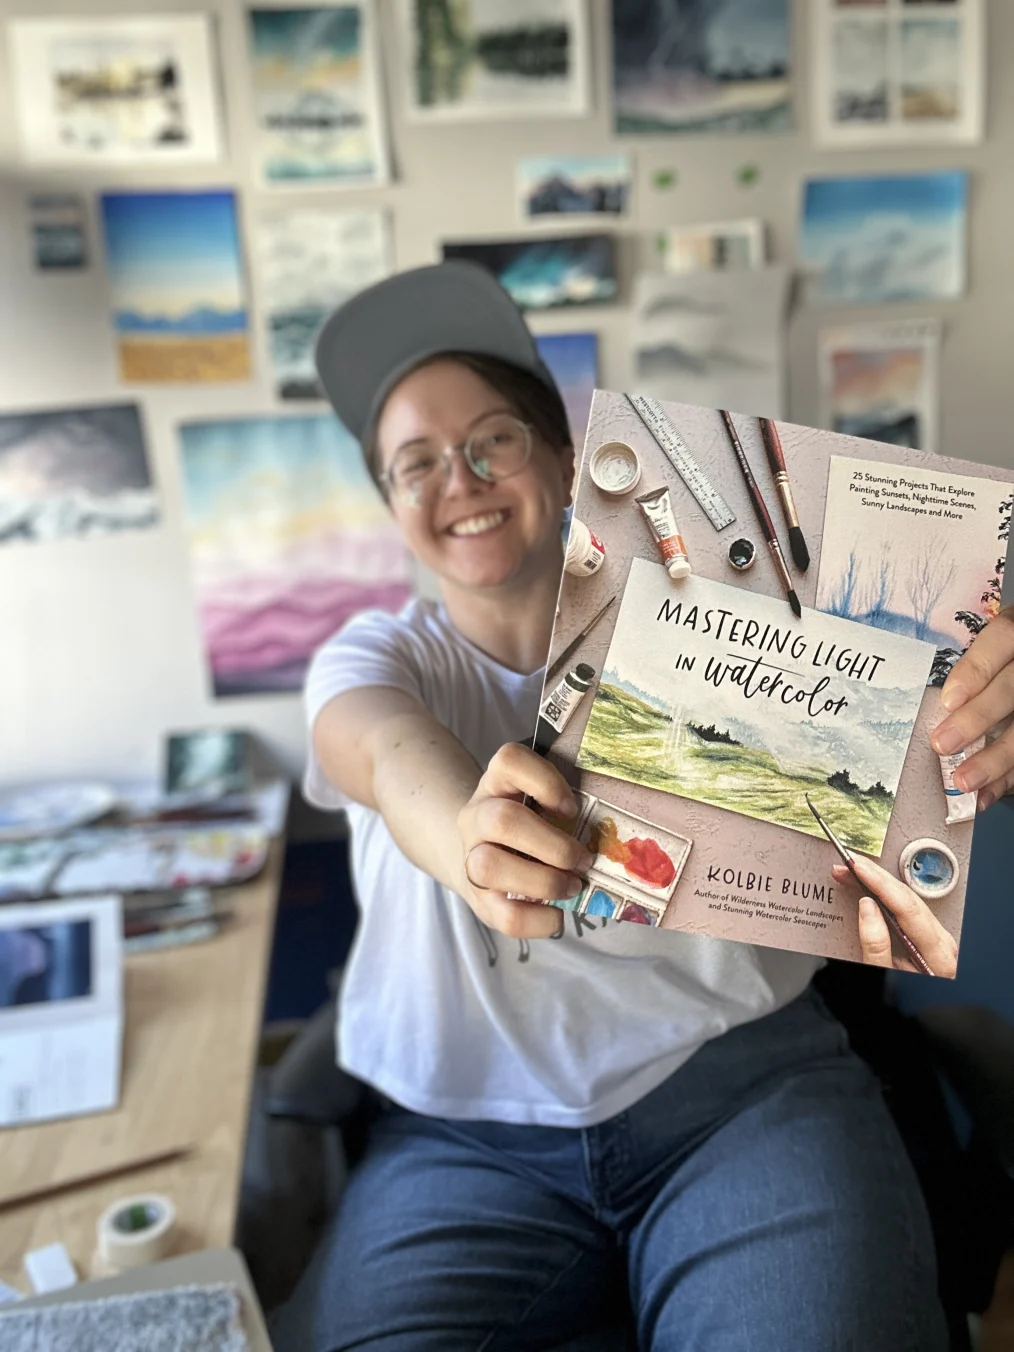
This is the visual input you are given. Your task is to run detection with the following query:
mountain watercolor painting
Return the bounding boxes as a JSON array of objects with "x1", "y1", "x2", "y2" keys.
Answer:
[
  {"x1": 178, "y1": 414, "x2": 413, "y2": 697},
  {"x1": 101, "y1": 190, "x2": 252, "y2": 382}
]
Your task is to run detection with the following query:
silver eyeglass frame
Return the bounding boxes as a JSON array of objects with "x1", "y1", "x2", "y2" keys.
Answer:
[{"x1": 378, "y1": 415, "x2": 534, "y2": 505}]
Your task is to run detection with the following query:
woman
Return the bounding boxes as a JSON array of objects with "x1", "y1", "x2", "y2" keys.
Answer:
[{"x1": 273, "y1": 262, "x2": 1014, "y2": 1352}]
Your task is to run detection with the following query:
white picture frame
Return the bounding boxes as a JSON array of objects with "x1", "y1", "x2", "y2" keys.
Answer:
[
  {"x1": 660, "y1": 218, "x2": 766, "y2": 275},
  {"x1": 8, "y1": 14, "x2": 223, "y2": 166},
  {"x1": 811, "y1": 0, "x2": 985, "y2": 148}
]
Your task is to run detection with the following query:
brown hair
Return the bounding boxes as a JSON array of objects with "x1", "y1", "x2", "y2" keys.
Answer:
[{"x1": 363, "y1": 351, "x2": 572, "y2": 494}]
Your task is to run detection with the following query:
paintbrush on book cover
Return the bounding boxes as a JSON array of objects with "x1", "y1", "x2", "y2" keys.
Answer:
[{"x1": 537, "y1": 389, "x2": 1012, "y2": 971}]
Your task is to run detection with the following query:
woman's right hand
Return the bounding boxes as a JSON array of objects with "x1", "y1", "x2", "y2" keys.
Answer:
[{"x1": 456, "y1": 743, "x2": 594, "y2": 939}]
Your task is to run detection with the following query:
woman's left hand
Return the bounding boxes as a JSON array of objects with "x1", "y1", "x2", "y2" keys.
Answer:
[
  {"x1": 833, "y1": 856, "x2": 958, "y2": 977},
  {"x1": 931, "y1": 604, "x2": 1014, "y2": 811}
]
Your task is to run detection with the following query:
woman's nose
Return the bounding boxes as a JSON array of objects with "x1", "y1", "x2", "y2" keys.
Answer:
[{"x1": 442, "y1": 444, "x2": 488, "y2": 494}]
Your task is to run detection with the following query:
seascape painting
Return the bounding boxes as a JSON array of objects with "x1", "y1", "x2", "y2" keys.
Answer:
[
  {"x1": 402, "y1": 0, "x2": 590, "y2": 120},
  {"x1": 518, "y1": 154, "x2": 630, "y2": 217},
  {"x1": 577, "y1": 562, "x2": 935, "y2": 855},
  {"x1": 256, "y1": 208, "x2": 392, "y2": 400},
  {"x1": 0, "y1": 403, "x2": 157, "y2": 546},
  {"x1": 247, "y1": 4, "x2": 388, "y2": 186},
  {"x1": 611, "y1": 0, "x2": 791, "y2": 134},
  {"x1": 30, "y1": 194, "x2": 87, "y2": 270},
  {"x1": 819, "y1": 320, "x2": 940, "y2": 451},
  {"x1": 9, "y1": 15, "x2": 222, "y2": 165},
  {"x1": 442, "y1": 235, "x2": 617, "y2": 310},
  {"x1": 799, "y1": 171, "x2": 968, "y2": 303},
  {"x1": 534, "y1": 332, "x2": 598, "y2": 449},
  {"x1": 178, "y1": 415, "x2": 413, "y2": 697},
  {"x1": 816, "y1": 456, "x2": 1013, "y2": 687},
  {"x1": 101, "y1": 191, "x2": 251, "y2": 383}
]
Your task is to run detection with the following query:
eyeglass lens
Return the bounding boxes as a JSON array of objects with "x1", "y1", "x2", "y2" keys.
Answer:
[{"x1": 388, "y1": 414, "x2": 531, "y2": 499}]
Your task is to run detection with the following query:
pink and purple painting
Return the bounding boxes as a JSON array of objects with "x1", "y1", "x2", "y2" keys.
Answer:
[{"x1": 178, "y1": 414, "x2": 413, "y2": 697}]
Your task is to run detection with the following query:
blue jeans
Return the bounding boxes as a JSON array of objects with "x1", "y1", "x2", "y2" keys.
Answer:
[{"x1": 270, "y1": 988, "x2": 947, "y2": 1351}]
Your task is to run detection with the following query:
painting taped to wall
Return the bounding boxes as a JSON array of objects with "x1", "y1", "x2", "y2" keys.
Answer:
[
  {"x1": 819, "y1": 319, "x2": 941, "y2": 451},
  {"x1": 29, "y1": 194, "x2": 88, "y2": 270},
  {"x1": 612, "y1": 0, "x2": 791, "y2": 134},
  {"x1": 518, "y1": 154, "x2": 630, "y2": 217},
  {"x1": 442, "y1": 235, "x2": 617, "y2": 310},
  {"x1": 247, "y1": 2, "x2": 389, "y2": 186},
  {"x1": 0, "y1": 403, "x2": 157, "y2": 545},
  {"x1": 101, "y1": 190, "x2": 252, "y2": 383},
  {"x1": 534, "y1": 331, "x2": 598, "y2": 450},
  {"x1": 9, "y1": 15, "x2": 222, "y2": 165},
  {"x1": 256, "y1": 207, "x2": 392, "y2": 400},
  {"x1": 178, "y1": 415, "x2": 413, "y2": 697}
]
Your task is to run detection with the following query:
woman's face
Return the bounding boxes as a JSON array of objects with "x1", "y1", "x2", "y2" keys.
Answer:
[{"x1": 375, "y1": 359, "x2": 574, "y2": 591}]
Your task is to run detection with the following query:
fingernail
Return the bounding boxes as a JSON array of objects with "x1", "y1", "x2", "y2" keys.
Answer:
[
  {"x1": 859, "y1": 897, "x2": 877, "y2": 922},
  {"x1": 558, "y1": 796, "x2": 577, "y2": 818},
  {"x1": 977, "y1": 789, "x2": 996, "y2": 812},
  {"x1": 830, "y1": 863, "x2": 849, "y2": 879},
  {"x1": 566, "y1": 877, "x2": 585, "y2": 899},
  {"x1": 579, "y1": 849, "x2": 595, "y2": 872},
  {"x1": 957, "y1": 764, "x2": 988, "y2": 792},
  {"x1": 941, "y1": 683, "x2": 968, "y2": 712},
  {"x1": 932, "y1": 724, "x2": 963, "y2": 754}
]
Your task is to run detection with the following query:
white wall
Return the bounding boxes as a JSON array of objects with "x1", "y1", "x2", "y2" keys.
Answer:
[{"x1": 1, "y1": 0, "x2": 1012, "y2": 785}]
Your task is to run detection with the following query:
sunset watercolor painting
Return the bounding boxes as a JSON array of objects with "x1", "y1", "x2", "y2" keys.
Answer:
[{"x1": 178, "y1": 415, "x2": 413, "y2": 696}]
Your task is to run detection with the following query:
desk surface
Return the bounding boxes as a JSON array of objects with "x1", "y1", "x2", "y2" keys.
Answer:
[{"x1": 0, "y1": 839, "x2": 283, "y2": 1291}]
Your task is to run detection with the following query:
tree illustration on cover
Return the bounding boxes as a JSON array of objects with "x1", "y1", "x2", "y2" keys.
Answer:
[{"x1": 577, "y1": 561, "x2": 935, "y2": 855}]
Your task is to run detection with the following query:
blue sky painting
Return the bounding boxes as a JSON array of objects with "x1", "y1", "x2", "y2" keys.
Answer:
[
  {"x1": 800, "y1": 171, "x2": 967, "y2": 303},
  {"x1": 535, "y1": 332, "x2": 599, "y2": 450}
]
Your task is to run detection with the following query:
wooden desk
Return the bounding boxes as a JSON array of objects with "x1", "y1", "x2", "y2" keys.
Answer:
[{"x1": 0, "y1": 839, "x2": 284, "y2": 1290}]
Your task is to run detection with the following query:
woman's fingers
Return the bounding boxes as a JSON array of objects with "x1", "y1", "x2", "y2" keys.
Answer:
[
  {"x1": 463, "y1": 796, "x2": 592, "y2": 877},
  {"x1": 832, "y1": 859, "x2": 958, "y2": 977},
  {"x1": 470, "y1": 888, "x2": 565, "y2": 941},
  {"x1": 478, "y1": 742, "x2": 576, "y2": 815},
  {"x1": 933, "y1": 607, "x2": 1014, "y2": 769},
  {"x1": 946, "y1": 720, "x2": 1014, "y2": 803},
  {"x1": 857, "y1": 895, "x2": 895, "y2": 968},
  {"x1": 464, "y1": 840, "x2": 585, "y2": 905}
]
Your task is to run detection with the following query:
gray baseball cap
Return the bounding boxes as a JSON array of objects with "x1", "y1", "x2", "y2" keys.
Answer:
[{"x1": 314, "y1": 261, "x2": 559, "y2": 443}]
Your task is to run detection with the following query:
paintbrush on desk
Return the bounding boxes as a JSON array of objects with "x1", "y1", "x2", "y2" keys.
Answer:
[
  {"x1": 546, "y1": 594, "x2": 616, "y2": 682},
  {"x1": 804, "y1": 795, "x2": 933, "y2": 976},
  {"x1": 759, "y1": 417, "x2": 810, "y2": 572},
  {"x1": 719, "y1": 410, "x2": 801, "y2": 619}
]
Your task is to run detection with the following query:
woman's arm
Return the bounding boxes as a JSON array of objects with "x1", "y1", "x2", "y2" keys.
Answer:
[{"x1": 313, "y1": 688, "x2": 592, "y2": 939}]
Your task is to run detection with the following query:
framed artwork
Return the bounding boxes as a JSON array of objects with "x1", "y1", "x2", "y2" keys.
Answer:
[
  {"x1": 8, "y1": 14, "x2": 222, "y2": 165},
  {"x1": 818, "y1": 319, "x2": 941, "y2": 451},
  {"x1": 659, "y1": 218, "x2": 766, "y2": 274}
]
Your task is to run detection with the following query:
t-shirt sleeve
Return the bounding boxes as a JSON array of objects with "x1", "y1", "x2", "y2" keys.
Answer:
[{"x1": 302, "y1": 608, "x2": 425, "y2": 811}]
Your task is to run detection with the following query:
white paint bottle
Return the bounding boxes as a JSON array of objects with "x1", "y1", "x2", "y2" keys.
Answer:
[{"x1": 564, "y1": 518, "x2": 607, "y2": 577}]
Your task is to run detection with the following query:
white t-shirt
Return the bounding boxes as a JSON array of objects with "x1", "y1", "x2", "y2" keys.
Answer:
[{"x1": 304, "y1": 599, "x2": 821, "y2": 1128}]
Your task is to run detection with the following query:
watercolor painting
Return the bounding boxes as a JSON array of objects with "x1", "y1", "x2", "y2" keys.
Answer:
[
  {"x1": 9, "y1": 15, "x2": 222, "y2": 165},
  {"x1": 101, "y1": 191, "x2": 251, "y2": 383},
  {"x1": 518, "y1": 154, "x2": 630, "y2": 217},
  {"x1": 0, "y1": 403, "x2": 157, "y2": 546},
  {"x1": 534, "y1": 332, "x2": 598, "y2": 450},
  {"x1": 577, "y1": 562, "x2": 935, "y2": 854},
  {"x1": 402, "y1": 0, "x2": 590, "y2": 121},
  {"x1": 612, "y1": 0, "x2": 791, "y2": 134},
  {"x1": 29, "y1": 194, "x2": 87, "y2": 270},
  {"x1": 660, "y1": 218, "x2": 765, "y2": 274},
  {"x1": 816, "y1": 456, "x2": 1013, "y2": 686},
  {"x1": 178, "y1": 414, "x2": 413, "y2": 697},
  {"x1": 900, "y1": 17, "x2": 961, "y2": 119},
  {"x1": 256, "y1": 208, "x2": 392, "y2": 400},
  {"x1": 165, "y1": 730, "x2": 250, "y2": 798},
  {"x1": 247, "y1": 4, "x2": 389, "y2": 186},
  {"x1": 832, "y1": 16, "x2": 888, "y2": 123},
  {"x1": 442, "y1": 235, "x2": 616, "y2": 310},
  {"x1": 799, "y1": 171, "x2": 968, "y2": 303},
  {"x1": 819, "y1": 320, "x2": 940, "y2": 451}
]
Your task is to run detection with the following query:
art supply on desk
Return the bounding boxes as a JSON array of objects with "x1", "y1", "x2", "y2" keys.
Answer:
[
  {"x1": 720, "y1": 410, "x2": 801, "y2": 618},
  {"x1": 636, "y1": 486, "x2": 691, "y2": 579},
  {"x1": 936, "y1": 734, "x2": 984, "y2": 824},
  {"x1": 564, "y1": 519, "x2": 607, "y2": 577},
  {"x1": 899, "y1": 839, "x2": 959, "y2": 902},
  {"x1": 534, "y1": 665, "x2": 596, "y2": 754},
  {"x1": 805, "y1": 795, "x2": 933, "y2": 976},
  {"x1": 24, "y1": 1243, "x2": 77, "y2": 1294},
  {"x1": 589, "y1": 441, "x2": 641, "y2": 496},
  {"x1": 728, "y1": 537, "x2": 756, "y2": 571},
  {"x1": 97, "y1": 1194, "x2": 176, "y2": 1271},
  {"x1": 759, "y1": 417, "x2": 810, "y2": 571},
  {"x1": 0, "y1": 1145, "x2": 194, "y2": 1214},
  {"x1": 546, "y1": 595, "x2": 616, "y2": 682},
  {"x1": 625, "y1": 394, "x2": 736, "y2": 530}
]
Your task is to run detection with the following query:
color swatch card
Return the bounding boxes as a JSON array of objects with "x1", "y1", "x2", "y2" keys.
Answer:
[{"x1": 537, "y1": 389, "x2": 1012, "y2": 969}]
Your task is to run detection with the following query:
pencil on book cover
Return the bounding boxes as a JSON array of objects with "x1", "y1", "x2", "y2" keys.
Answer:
[
  {"x1": 759, "y1": 416, "x2": 810, "y2": 572},
  {"x1": 719, "y1": 409, "x2": 801, "y2": 619}
]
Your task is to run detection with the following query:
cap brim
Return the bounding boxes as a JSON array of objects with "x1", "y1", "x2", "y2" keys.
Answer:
[{"x1": 315, "y1": 261, "x2": 554, "y2": 443}]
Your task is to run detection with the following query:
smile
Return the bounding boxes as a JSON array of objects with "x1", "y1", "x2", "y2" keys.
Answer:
[{"x1": 447, "y1": 509, "x2": 509, "y2": 537}]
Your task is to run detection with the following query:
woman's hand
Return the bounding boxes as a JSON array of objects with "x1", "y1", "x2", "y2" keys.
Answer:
[
  {"x1": 456, "y1": 743, "x2": 593, "y2": 940},
  {"x1": 833, "y1": 856, "x2": 958, "y2": 978},
  {"x1": 932, "y1": 604, "x2": 1014, "y2": 810}
]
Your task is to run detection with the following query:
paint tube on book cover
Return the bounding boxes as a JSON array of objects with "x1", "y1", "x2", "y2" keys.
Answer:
[{"x1": 534, "y1": 664, "x2": 596, "y2": 755}]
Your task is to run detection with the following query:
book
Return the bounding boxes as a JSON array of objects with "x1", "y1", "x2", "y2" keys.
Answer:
[{"x1": 537, "y1": 390, "x2": 1012, "y2": 970}]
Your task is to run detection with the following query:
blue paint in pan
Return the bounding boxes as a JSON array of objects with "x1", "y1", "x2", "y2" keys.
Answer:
[{"x1": 899, "y1": 839, "x2": 959, "y2": 901}]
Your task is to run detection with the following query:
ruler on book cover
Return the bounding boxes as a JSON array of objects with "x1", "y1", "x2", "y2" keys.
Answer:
[{"x1": 626, "y1": 394, "x2": 736, "y2": 532}]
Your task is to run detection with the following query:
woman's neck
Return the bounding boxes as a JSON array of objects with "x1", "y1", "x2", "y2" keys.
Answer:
[{"x1": 440, "y1": 546, "x2": 563, "y2": 676}]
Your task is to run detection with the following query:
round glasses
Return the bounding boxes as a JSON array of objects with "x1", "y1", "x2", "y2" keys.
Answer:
[{"x1": 380, "y1": 413, "x2": 533, "y2": 506}]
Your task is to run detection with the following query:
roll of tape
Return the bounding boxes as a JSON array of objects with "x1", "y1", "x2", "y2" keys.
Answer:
[{"x1": 97, "y1": 1194, "x2": 176, "y2": 1271}]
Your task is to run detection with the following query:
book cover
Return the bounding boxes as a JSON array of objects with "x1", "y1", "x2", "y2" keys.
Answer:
[{"x1": 538, "y1": 390, "x2": 1012, "y2": 969}]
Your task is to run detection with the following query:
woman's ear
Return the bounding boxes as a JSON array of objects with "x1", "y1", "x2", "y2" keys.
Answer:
[{"x1": 560, "y1": 443, "x2": 577, "y2": 507}]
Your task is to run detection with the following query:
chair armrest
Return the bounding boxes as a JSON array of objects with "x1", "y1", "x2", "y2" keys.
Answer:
[
  {"x1": 915, "y1": 1004, "x2": 1014, "y2": 1177},
  {"x1": 264, "y1": 999, "x2": 366, "y2": 1127}
]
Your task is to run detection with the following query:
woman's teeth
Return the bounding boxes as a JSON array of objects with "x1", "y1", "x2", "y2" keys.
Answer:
[{"x1": 449, "y1": 510, "x2": 507, "y2": 537}]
